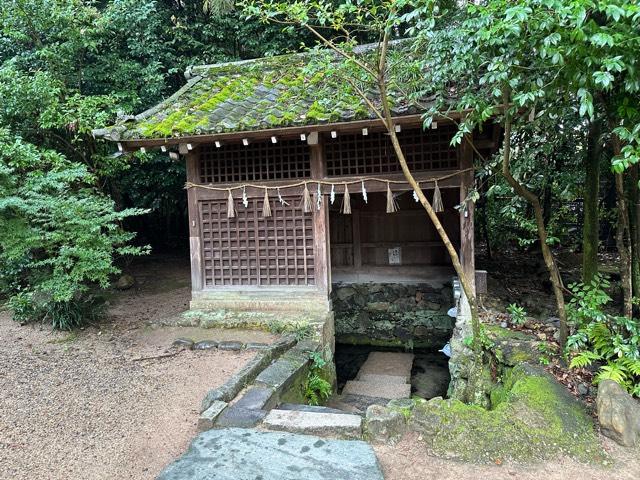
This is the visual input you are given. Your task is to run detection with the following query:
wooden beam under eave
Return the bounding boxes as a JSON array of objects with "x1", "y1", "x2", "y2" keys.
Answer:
[{"x1": 114, "y1": 111, "x2": 474, "y2": 150}]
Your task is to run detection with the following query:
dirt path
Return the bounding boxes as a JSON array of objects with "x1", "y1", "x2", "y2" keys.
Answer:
[
  {"x1": 374, "y1": 432, "x2": 640, "y2": 480},
  {"x1": 0, "y1": 255, "x2": 276, "y2": 480}
]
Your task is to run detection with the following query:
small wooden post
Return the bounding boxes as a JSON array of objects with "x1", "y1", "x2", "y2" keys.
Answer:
[
  {"x1": 459, "y1": 134, "x2": 476, "y2": 297},
  {"x1": 310, "y1": 137, "x2": 330, "y2": 297},
  {"x1": 186, "y1": 152, "x2": 203, "y2": 292}
]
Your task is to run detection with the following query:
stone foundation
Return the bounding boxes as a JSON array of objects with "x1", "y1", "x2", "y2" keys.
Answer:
[{"x1": 331, "y1": 283, "x2": 454, "y2": 349}]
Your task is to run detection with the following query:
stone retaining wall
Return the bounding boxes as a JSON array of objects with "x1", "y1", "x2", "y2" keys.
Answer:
[{"x1": 331, "y1": 283, "x2": 454, "y2": 349}]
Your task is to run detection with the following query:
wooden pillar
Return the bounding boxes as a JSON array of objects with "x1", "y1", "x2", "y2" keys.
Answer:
[
  {"x1": 459, "y1": 134, "x2": 476, "y2": 296},
  {"x1": 310, "y1": 136, "x2": 331, "y2": 297},
  {"x1": 185, "y1": 152, "x2": 203, "y2": 292}
]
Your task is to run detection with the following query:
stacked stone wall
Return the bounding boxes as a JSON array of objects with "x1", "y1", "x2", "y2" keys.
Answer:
[{"x1": 331, "y1": 283, "x2": 454, "y2": 349}]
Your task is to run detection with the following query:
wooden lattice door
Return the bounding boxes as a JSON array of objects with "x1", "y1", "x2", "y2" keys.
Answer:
[{"x1": 199, "y1": 196, "x2": 315, "y2": 287}]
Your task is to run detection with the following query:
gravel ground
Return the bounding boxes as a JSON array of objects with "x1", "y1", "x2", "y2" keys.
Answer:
[
  {"x1": 374, "y1": 432, "x2": 640, "y2": 480},
  {"x1": 0, "y1": 255, "x2": 275, "y2": 480}
]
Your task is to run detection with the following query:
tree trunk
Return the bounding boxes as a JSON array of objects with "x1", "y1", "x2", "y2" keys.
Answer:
[
  {"x1": 611, "y1": 132, "x2": 633, "y2": 317},
  {"x1": 501, "y1": 90, "x2": 568, "y2": 349},
  {"x1": 478, "y1": 179, "x2": 493, "y2": 260},
  {"x1": 628, "y1": 164, "x2": 640, "y2": 311},
  {"x1": 376, "y1": 33, "x2": 481, "y2": 347},
  {"x1": 582, "y1": 120, "x2": 601, "y2": 283}
]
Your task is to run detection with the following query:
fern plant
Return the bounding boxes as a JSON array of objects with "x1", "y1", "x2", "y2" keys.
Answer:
[
  {"x1": 304, "y1": 351, "x2": 332, "y2": 406},
  {"x1": 567, "y1": 275, "x2": 640, "y2": 397}
]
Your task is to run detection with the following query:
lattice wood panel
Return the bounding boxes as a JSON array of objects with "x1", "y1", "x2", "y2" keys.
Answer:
[
  {"x1": 200, "y1": 197, "x2": 315, "y2": 287},
  {"x1": 325, "y1": 126, "x2": 458, "y2": 176},
  {"x1": 198, "y1": 139, "x2": 311, "y2": 184}
]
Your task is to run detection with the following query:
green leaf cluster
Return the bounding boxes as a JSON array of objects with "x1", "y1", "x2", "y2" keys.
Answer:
[
  {"x1": 304, "y1": 351, "x2": 332, "y2": 406},
  {"x1": 567, "y1": 274, "x2": 640, "y2": 397},
  {"x1": 0, "y1": 128, "x2": 149, "y2": 328}
]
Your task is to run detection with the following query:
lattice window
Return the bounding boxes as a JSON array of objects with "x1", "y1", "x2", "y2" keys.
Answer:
[
  {"x1": 198, "y1": 139, "x2": 311, "y2": 184},
  {"x1": 325, "y1": 126, "x2": 458, "y2": 176},
  {"x1": 200, "y1": 197, "x2": 315, "y2": 287}
]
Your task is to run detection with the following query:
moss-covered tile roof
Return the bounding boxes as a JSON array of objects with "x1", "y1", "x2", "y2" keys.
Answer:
[{"x1": 96, "y1": 44, "x2": 436, "y2": 142}]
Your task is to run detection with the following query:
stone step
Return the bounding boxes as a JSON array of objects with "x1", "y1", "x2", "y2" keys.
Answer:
[
  {"x1": 358, "y1": 351, "x2": 414, "y2": 378},
  {"x1": 357, "y1": 373, "x2": 409, "y2": 384},
  {"x1": 278, "y1": 403, "x2": 353, "y2": 415},
  {"x1": 262, "y1": 409, "x2": 362, "y2": 439},
  {"x1": 157, "y1": 428, "x2": 383, "y2": 480},
  {"x1": 342, "y1": 380, "x2": 411, "y2": 400},
  {"x1": 327, "y1": 394, "x2": 388, "y2": 414}
]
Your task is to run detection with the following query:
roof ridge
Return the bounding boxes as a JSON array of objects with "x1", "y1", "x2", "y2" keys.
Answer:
[
  {"x1": 185, "y1": 51, "x2": 307, "y2": 80},
  {"x1": 183, "y1": 40, "x2": 409, "y2": 80}
]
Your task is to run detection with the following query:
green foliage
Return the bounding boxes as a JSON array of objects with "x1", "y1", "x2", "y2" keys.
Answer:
[
  {"x1": 536, "y1": 341, "x2": 558, "y2": 366},
  {"x1": 304, "y1": 351, "x2": 332, "y2": 406},
  {"x1": 0, "y1": 0, "x2": 314, "y2": 326},
  {"x1": 507, "y1": 303, "x2": 527, "y2": 326},
  {"x1": 463, "y1": 324, "x2": 495, "y2": 351},
  {"x1": 567, "y1": 275, "x2": 640, "y2": 396},
  {"x1": 266, "y1": 319, "x2": 313, "y2": 341},
  {"x1": 0, "y1": 129, "x2": 148, "y2": 328}
]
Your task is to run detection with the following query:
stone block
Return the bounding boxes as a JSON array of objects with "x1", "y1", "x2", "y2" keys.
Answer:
[
  {"x1": 193, "y1": 340, "x2": 218, "y2": 350},
  {"x1": 245, "y1": 342, "x2": 269, "y2": 350},
  {"x1": 357, "y1": 373, "x2": 408, "y2": 385},
  {"x1": 218, "y1": 340, "x2": 243, "y2": 351},
  {"x1": 366, "y1": 301, "x2": 391, "y2": 312},
  {"x1": 342, "y1": 380, "x2": 411, "y2": 400},
  {"x1": 597, "y1": 379, "x2": 640, "y2": 446},
  {"x1": 263, "y1": 409, "x2": 363, "y2": 439},
  {"x1": 157, "y1": 428, "x2": 383, "y2": 480},
  {"x1": 255, "y1": 356, "x2": 308, "y2": 393},
  {"x1": 197, "y1": 400, "x2": 227, "y2": 431},
  {"x1": 200, "y1": 350, "x2": 274, "y2": 412},
  {"x1": 278, "y1": 403, "x2": 352, "y2": 415},
  {"x1": 214, "y1": 406, "x2": 267, "y2": 428},
  {"x1": 364, "y1": 405, "x2": 406, "y2": 444},
  {"x1": 172, "y1": 338, "x2": 194, "y2": 349},
  {"x1": 234, "y1": 386, "x2": 276, "y2": 411}
]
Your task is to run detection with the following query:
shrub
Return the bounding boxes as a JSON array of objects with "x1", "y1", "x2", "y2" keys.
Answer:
[
  {"x1": 0, "y1": 132, "x2": 148, "y2": 329},
  {"x1": 567, "y1": 275, "x2": 640, "y2": 397}
]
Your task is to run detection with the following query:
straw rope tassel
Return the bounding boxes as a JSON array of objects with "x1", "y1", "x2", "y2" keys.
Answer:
[
  {"x1": 262, "y1": 188, "x2": 272, "y2": 217},
  {"x1": 432, "y1": 180, "x2": 444, "y2": 213},
  {"x1": 342, "y1": 184, "x2": 351, "y2": 214},
  {"x1": 226, "y1": 189, "x2": 236, "y2": 218},
  {"x1": 386, "y1": 182, "x2": 398, "y2": 213},
  {"x1": 302, "y1": 182, "x2": 312, "y2": 213}
]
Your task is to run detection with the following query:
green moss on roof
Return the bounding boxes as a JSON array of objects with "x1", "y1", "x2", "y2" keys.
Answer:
[{"x1": 101, "y1": 44, "x2": 427, "y2": 141}]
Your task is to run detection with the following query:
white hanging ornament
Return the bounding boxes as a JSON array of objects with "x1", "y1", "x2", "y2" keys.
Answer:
[
  {"x1": 277, "y1": 187, "x2": 289, "y2": 206},
  {"x1": 242, "y1": 186, "x2": 249, "y2": 208},
  {"x1": 413, "y1": 189, "x2": 420, "y2": 202},
  {"x1": 316, "y1": 183, "x2": 322, "y2": 211},
  {"x1": 330, "y1": 184, "x2": 336, "y2": 204},
  {"x1": 361, "y1": 180, "x2": 368, "y2": 203}
]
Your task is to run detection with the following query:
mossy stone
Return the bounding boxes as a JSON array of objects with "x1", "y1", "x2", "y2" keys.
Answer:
[{"x1": 410, "y1": 365, "x2": 604, "y2": 464}]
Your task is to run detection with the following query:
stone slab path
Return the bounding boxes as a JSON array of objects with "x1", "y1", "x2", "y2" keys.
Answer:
[
  {"x1": 157, "y1": 427, "x2": 384, "y2": 480},
  {"x1": 342, "y1": 352, "x2": 414, "y2": 401}
]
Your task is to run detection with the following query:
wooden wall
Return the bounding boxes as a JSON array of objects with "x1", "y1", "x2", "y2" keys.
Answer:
[
  {"x1": 329, "y1": 189, "x2": 460, "y2": 270},
  {"x1": 185, "y1": 123, "x2": 472, "y2": 298}
]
